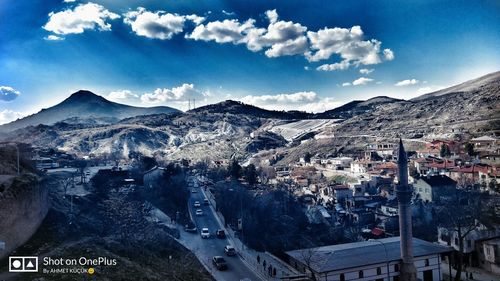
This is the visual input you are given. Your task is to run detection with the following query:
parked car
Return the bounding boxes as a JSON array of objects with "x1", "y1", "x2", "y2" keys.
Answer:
[
  {"x1": 194, "y1": 201, "x2": 201, "y2": 207},
  {"x1": 201, "y1": 228, "x2": 210, "y2": 238},
  {"x1": 191, "y1": 189, "x2": 198, "y2": 193},
  {"x1": 216, "y1": 229, "x2": 226, "y2": 238},
  {"x1": 212, "y1": 256, "x2": 228, "y2": 270},
  {"x1": 203, "y1": 198, "x2": 210, "y2": 205},
  {"x1": 195, "y1": 209, "x2": 203, "y2": 216},
  {"x1": 224, "y1": 245, "x2": 236, "y2": 256}
]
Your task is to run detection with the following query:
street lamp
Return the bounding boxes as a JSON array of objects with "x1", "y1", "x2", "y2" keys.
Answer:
[{"x1": 369, "y1": 239, "x2": 390, "y2": 281}]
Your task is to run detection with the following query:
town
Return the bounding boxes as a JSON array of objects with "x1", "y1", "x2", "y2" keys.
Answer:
[{"x1": 2, "y1": 133, "x2": 498, "y2": 281}]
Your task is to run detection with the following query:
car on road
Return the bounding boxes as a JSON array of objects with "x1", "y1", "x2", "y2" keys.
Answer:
[
  {"x1": 212, "y1": 256, "x2": 228, "y2": 270},
  {"x1": 201, "y1": 228, "x2": 210, "y2": 238},
  {"x1": 184, "y1": 223, "x2": 197, "y2": 233},
  {"x1": 195, "y1": 209, "x2": 203, "y2": 216},
  {"x1": 191, "y1": 189, "x2": 198, "y2": 193},
  {"x1": 224, "y1": 245, "x2": 236, "y2": 256},
  {"x1": 203, "y1": 198, "x2": 210, "y2": 205},
  {"x1": 216, "y1": 229, "x2": 226, "y2": 238},
  {"x1": 193, "y1": 201, "x2": 201, "y2": 207}
]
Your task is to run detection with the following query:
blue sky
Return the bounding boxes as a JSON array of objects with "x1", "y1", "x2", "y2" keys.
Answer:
[{"x1": 0, "y1": 0, "x2": 499, "y2": 123}]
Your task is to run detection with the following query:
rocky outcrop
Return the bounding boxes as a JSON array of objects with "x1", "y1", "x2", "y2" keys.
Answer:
[{"x1": 0, "y1": 174, "x2": 49, "y2": 260}]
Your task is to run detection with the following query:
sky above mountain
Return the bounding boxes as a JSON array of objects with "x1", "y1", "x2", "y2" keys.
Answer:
[{"x1": 1, "y1": 0, "x2": 499, "y2": 124}]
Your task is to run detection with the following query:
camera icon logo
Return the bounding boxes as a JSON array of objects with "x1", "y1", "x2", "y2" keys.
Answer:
[{"x1": 9, "y1": 256, "x2": 38, "y2": 272}]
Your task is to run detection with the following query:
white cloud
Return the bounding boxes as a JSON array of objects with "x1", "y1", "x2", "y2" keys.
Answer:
[
  {"x1": 352, "y1": 77, "x2": 374, "y2": 86},
  {"x1": 383, "y1": 48, "x2": 395, "y2": 60},
  {"x1": 63, "y1": 0, "x2": 76, "y2": 2},
  {"x1": 124, "y1": 7, "x2": 204, "y2": 40},
  {"x1": 187, "y1": 18, "x2": 255, "y2": 43},
  {"x1": 240, "y1": 92, "x2": 341, "y2": 113},
  {"x1": 298, "y1": 97, "x2": 343, "y2": 113},
  {"x1": 0, "y1": 110, "x2": 26, "y2": 125},
  {"x1": 107, "y1": 90, "x2": 139, "y2": 101},
  {"x1": 316, "y1": 60, "x2": 350, "y2": 71},
  {"x1": 43, "y1": 2, "x2": 120, "y2": 35},
  {"x1": 0, "y1": 86, "x2": 21, "y2": 101},
  {"x1": 185, "y1": 14, "x2": 205, "y2": 25},
  {"x1": 44, "y1": 35, "x2": 64, "y2": 41},
  {"x1": 140, "y1": 84, "x2": 205, "y2": 103},
  {"x1": 187, "y1": 9, "x2": 309, "y2": 58},
  {"x1": 222, "y1": 10, "x2": 236, "y2": 16},
  {"x1": 304, "y1": 66, "x2": 310, "y2": 71},
  {"x1": 241, "y1": 91, "x2": 317, "y2": 105},
  {"x1": 359, "y1": 68, "x2": 374, "y2": 74},
  {"x1": 416, "y1": 85, "x2": 444, "y2": 95},
  {"x1": 306, "y1": 26, "x2": 387, "y2": 67},
  {"x1": 342, "y1": 82, "x2": 351, "y2": 87},
  {"x1": 247, "y1": 9, "x2": 309, "y2": 57},
  {"x1": 395, "y1": 79, "x2": 419, "y2": 86}
]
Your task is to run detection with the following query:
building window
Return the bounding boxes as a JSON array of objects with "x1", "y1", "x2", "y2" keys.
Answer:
[
  {"x1": 340, "y1": 273, "x2": 345, "y2": 281},
  {"x1": 394, "y1": 264, "x2": 399, "y2": 272},
  {"x1": 393, "y1": 277, "x2": 400, "y2": 281},
  {"x1": 467, "y1": 240, "x2": 472, "y2": 248},
  {"x1": 377, "y1": 267, "x2": 382, "y2": 275},
  {"x1": 454, "y1": 238, "x2": 459, "y2": 246},
  {"x1": 359, "y1": 270, "x2": 364, "y2": 278},
  {"x1": 425, "y1": 259, "x2": 429, "y2": 266}
]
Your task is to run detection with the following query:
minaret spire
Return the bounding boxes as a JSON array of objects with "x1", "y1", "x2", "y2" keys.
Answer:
[
  {"x1": 396, "y1": 139, "x2": 417, "y2": 281},
  {"x1": 398, "y1": 138, "x2": 408, "y2": 186}
]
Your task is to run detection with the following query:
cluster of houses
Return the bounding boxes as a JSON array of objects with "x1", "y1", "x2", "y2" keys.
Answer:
[{"x1": 268, "y1": 136, "x2": 500, "y2": 278}]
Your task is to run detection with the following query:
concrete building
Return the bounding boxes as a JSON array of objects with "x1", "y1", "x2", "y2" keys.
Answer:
[
  {"x1": 438, "y1": 224, "x2": 500, "y2": 267},
  {"x1": 471, "y1": 136, "x2": 498, "y2": 150},
  {"x1": 480, "y1": 238, "x2": 500, "y2": 275},
  {"x1": 286, "y1": 237, "x2": 451, "y2": 281},
  {"x1": 332, "y1": 185, "x2": 352, "y2": 202},
  {"x1": 414, "y1": 175, "x2": 456, "y2": 203}
]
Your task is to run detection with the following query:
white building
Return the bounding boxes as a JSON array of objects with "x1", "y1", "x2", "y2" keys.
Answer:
[{"x1": 286, "y1": 237, "x2": 452, "y2": 281}]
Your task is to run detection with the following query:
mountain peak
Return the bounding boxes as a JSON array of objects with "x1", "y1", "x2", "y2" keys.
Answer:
[{"x1": 65, "y1": 90, "x2": 109, "y2": 104}]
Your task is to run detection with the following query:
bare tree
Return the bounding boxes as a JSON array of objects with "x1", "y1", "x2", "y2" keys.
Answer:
[
  {"x1": 437, "y1": 190, "x2": 485, "y2": 281},
  {"x1": 299, "y1": 247, "x2": 320, "y2": 281}
]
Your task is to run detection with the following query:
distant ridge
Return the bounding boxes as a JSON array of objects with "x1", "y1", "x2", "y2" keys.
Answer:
[
  {"x1": 315, "y1": 96, "x2": 404, "y2": 119},
  {"x1": 190, "y1": 100, "x2": 314, "y2": 119},
  {"x1": 0, "y1": 90, "x2": 180, "y2": 132},
  {"x1": 411, "y1": 71, "x2": 500, "y2": 101}
]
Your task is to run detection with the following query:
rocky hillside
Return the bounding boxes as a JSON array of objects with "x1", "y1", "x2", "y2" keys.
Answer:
[
  {"x1": 1, "y1": 108, "x2": 270, "y2": 162},
  {"x1": 190, "y1": 100, "x2": 313, "y2": 119},
  {"x1": 0, "y1": 90, "x2": 180, "y2": 132},
  {"x1": 333, "y1": 72, "x2": 500, "y2": 139},
  {"x1": 1, "y1": 72, "x2": 498, "y2": 163}
]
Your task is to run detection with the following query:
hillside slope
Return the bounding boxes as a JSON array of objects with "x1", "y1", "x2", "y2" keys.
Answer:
[{"x1": 0, "y1": 90, "x2": 180, "y2": 132}]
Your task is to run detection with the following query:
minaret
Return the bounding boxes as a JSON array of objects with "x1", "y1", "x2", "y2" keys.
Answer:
[{"x1": 396, "y1": 139, "x2": 417, "y2": 281}]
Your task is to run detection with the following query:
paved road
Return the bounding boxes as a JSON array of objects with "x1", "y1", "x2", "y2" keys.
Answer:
[{"x1": 185, "y1": 177, "x2": 261, "y2": 281}]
